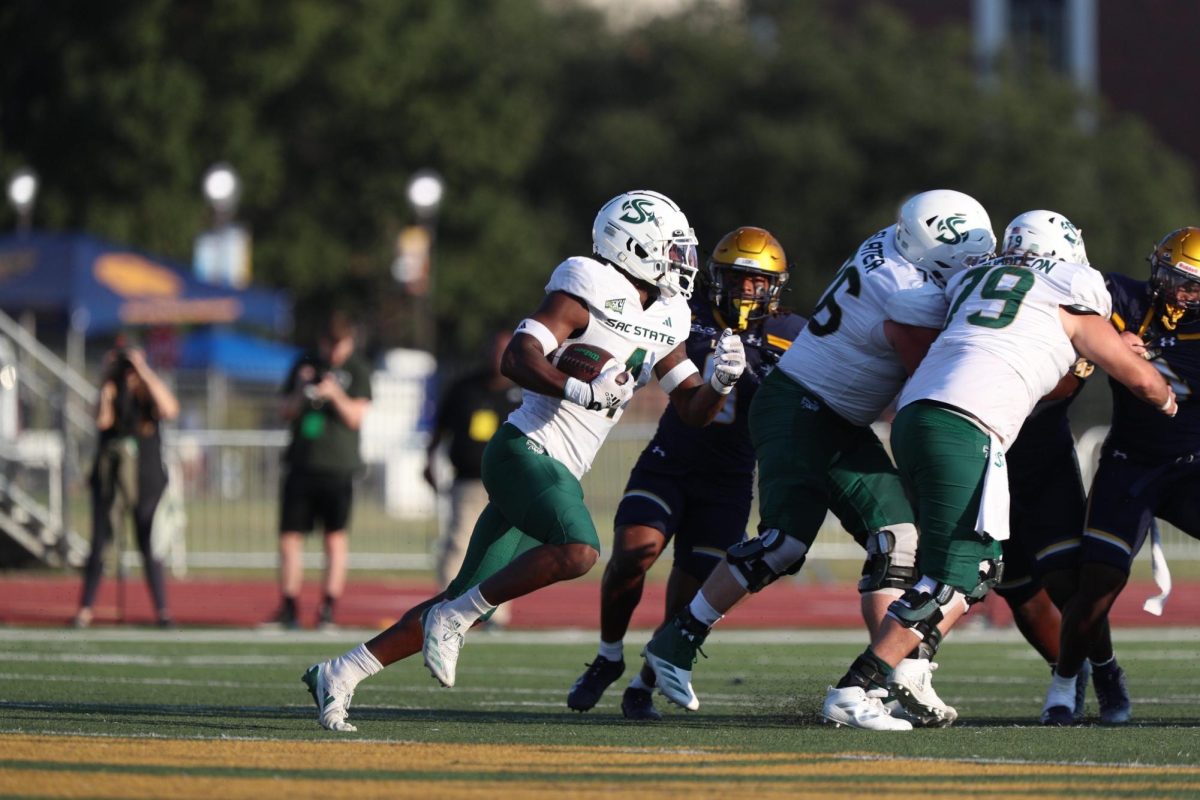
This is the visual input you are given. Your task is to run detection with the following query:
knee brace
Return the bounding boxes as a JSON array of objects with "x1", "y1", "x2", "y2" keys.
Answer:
[
  {"x1": 964, "y1": 558, "x2": 1005, "y2": 605},
  {"x1": 726, "y1": 528, "x2": 807, "y2": 593},
  {"x1": 857, "y1": 524, "x2": 919, "y2": 593},
  {"x1": 886, "y1": 575, "x2": 967, "y2": 644}
]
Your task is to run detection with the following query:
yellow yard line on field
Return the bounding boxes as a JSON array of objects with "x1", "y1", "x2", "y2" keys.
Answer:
[
  {"x1": 6, "y1": 734, "x2": 1200, "y2": 778},
  {"x1": 2, "y1": 735, "x2": 1198, "y2": 800},
  {"x1": 3, "y1": 770, "x2": 1197, "y2": 800}
]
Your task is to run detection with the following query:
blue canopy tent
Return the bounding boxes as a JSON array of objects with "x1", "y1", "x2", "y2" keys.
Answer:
[
  {"x1": 177, "y1": 327, "x2": 300, "y2": 385},
  {"x1": 0, "y1": 231, "x2": 290, "y2": 335}
]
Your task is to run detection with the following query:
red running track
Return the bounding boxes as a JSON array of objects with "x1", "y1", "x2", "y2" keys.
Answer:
[{"x1": 1, "y1": 574, "x2": 1195, "y2": 631}]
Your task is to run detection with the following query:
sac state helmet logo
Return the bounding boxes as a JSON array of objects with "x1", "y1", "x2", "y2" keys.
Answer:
[
  {"x1": 619, "y1": 199, "x2": 657, "y2": 224},
  {"x1": 930, "y1": 213, "x2": 968, "y2": 245},
  {"x1": 1061, "y1": 219, "x2": 1082, "y2": 245}
]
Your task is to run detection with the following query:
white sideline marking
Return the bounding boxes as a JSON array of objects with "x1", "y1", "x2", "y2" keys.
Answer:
[
  {"x1": 0, "y1": 626, "x2": 1195, "y2": 646},
  {"x1": 0, "y1": 651, "x2": 293, "y2": 666}
]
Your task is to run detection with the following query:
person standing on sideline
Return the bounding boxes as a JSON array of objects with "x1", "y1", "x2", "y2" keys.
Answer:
[
  {"x1": 301, "y1": 189, "x2": 744, "y2": 732},
  {"x1": 73, "y1": 345, "x2": 179, "y2": 629},
  {"x1": 424, "y1": 330, "x2": 523, "y2": 627},
  {"x1": 269, "y1": 311, "x2": 373, "y2": 630}
]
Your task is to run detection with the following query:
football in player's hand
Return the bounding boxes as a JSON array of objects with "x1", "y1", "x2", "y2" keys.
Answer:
[{"x1": 550, "y1": 343, "x2": 616, "y2": 383}]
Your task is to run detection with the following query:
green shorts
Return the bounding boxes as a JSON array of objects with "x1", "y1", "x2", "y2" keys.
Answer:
[
  {"x1": 890, "y1": 402, "x2": 1003, "y2": 593},
  {"x1": 749, "y1": 371, "x2": 914, "y2": 549},
  {"x1": 446, "y1": 424, "x2": 599, "y2": 598}
]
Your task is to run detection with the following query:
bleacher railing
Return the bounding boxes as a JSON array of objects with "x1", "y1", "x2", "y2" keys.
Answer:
[{"x1": 140, "y1": 422, "x2": 1200, "y2": 573}]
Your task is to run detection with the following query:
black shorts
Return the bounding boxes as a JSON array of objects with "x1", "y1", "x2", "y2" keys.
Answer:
[
  {"x1": 613, "y1": 465, "x2": 752, "y2": 581},
  {"x1": 280, "y1": 469, "x2": 355, "y2": 534},
  {"x1": 1039, "y1": 448, "x2": 1200, "y2": 575},
  {"x1": 996, "y1": 445, "x2": 1086, "y2": 601}
]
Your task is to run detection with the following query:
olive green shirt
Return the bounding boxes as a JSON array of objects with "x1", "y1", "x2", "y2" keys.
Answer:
[{"x1": 282, "y1": 351, "x2": 373, "y2": 474}]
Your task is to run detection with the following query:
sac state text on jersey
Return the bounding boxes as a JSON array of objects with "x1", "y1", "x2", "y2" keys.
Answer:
[{"x1": 602, "y1": 317, "x2": 678, "y2": 345}]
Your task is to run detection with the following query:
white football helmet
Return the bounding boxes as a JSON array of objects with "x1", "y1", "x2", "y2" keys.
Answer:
[
  {"x1": 1001, "y1": 209, "x2": 1089, "y2": 265},
  {"x1": 894, "y1": 189, "x2": 996, "y2": 279},
  {"x1": 592, "y1": 189, "x2": 699, "y2": 299}
]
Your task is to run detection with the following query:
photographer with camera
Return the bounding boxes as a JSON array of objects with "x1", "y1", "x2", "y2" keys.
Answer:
[
  {"x1": 73, "y1": 344, "x2": 179, "y2": 629},
  {"x1": 268, "y1": 311, "x2": 373, "y2": 629}
]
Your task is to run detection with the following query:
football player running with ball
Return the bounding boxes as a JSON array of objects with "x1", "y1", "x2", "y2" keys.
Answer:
[
  {"x1": 826, "y1": 209, "x2": 1174, "y2": 730},
  {"x1": 566, "y1": 227, "x2": 805, "y2": 721},
  {"x1": 301, "y1": 190, "x2": 745, "y2": 732},
  {"x1": 642, "y1": 189, "x2": 997, "y2": 729},
  {"x1": 1037, "y1": 226, "x2": 1200, "y2": 726}
]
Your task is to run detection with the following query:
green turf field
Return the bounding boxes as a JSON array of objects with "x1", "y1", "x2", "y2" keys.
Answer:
[{"x1": 2, "y1": 626, "x2": 1199, "y2": 798}]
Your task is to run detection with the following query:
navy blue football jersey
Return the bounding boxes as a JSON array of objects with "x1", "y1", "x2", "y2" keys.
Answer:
[
  {"x1": 634, "y1": 299, "x2": 806, "y2": 475},
  {"x1": 1007, "y1": 380, "x2": 1083, "y2": 472},
  {"x1": 1106, "y1": 273, "x2": 1200, "y2": 459}
]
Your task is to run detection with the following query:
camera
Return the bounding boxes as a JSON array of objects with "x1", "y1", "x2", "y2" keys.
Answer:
[
  {"x1": 107, "y1": 348, "x2": 134, "y2": 381},
  {"x1": 301, "y1": 356, "x2": 331, "y2": 403}
]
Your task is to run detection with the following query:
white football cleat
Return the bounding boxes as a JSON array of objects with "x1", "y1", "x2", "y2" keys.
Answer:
[
  {"x1": 422, "y1": 600, "x2": 468, "y2": 688},
  {"x1": 301, "y1": 662, "x2": 357, "y2": 732},
  {"x1": 887, "y1": 658, "x2": 957, "y2": 727},
  {"x1": 822, "y1": 685, "x2": 913, "y2": 730},
  {"x1": 641, "y1": 611, "x2": 708, "y2": 711},
  {"x1": 643, "y1": 649, "x2": 699, "y2": 711}
]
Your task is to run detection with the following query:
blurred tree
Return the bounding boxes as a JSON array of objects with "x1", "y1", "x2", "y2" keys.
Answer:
[{"x1": 0, "y1": 0, "x2": 1195, "y2": 363}]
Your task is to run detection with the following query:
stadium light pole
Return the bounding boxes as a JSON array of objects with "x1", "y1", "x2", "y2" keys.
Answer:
[
  {"x1": 196, "y1": 162, "x2": 251, "y2": 290},
  {"x1": 202, "y1": 162, "x2": 241, "y2": 226},
  {"x1": 405, "y1": 169, "x2": 444, "y2": 354},
  {"x1": 7, "y1": 167, "x2": 38, "y2": 234}
]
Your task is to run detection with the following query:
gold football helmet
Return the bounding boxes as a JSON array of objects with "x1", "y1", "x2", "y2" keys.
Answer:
[
  {"x1": 1150, "y1": 226, "x2": 1200, "y2": 324},
  {"x1": 706, "y1": 227, "x2": 790, "y2": 330}
]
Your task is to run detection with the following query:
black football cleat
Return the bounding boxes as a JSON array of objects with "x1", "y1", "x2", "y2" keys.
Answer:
[{"x1": 567, "y1": 656, "x2": 625, "y2": 711}]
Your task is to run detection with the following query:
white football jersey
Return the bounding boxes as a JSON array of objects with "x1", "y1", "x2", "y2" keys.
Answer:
[
  {"x1": 897, "y1": 258, "x2": 1111, "y2": 446},
  {"x1": 507, "y1": 256, "x2": 690, "y2": 478},
  {"x1": 777, "y1": 226, "x2": 949, "y2": 425}
]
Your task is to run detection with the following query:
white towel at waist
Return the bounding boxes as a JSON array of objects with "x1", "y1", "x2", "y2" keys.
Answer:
[{"x1": 974, "y1": 430, "x2": 1010, "y2": 542}]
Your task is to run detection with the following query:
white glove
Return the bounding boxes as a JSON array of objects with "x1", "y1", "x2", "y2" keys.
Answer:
[
  {"x1": 564, "y1": 363, "x2": 634, "y2": 411},
  {"x1": 709, "y1": 328, "x2": 746, "y2": 395}
]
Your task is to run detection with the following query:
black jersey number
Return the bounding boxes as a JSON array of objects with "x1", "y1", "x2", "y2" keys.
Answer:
[{"x1": 807, "y1": 264, "x2": 862, "y2": 337}]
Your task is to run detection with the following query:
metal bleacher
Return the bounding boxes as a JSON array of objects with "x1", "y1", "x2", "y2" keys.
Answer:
[{"x1": 0, "y1": 309, "x2": 93, "y2": 568}]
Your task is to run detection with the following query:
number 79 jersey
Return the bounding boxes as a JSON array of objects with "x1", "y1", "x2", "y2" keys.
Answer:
[
  {"x1": 506, "y1": 256, "x2": 692, "y2": 479},
  {"x1": 776, "y1": 226, "x2": 950, "y2": 425},
  {"x1": 897, "y1": 257, "x2": 1111, "y2": 447}
]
